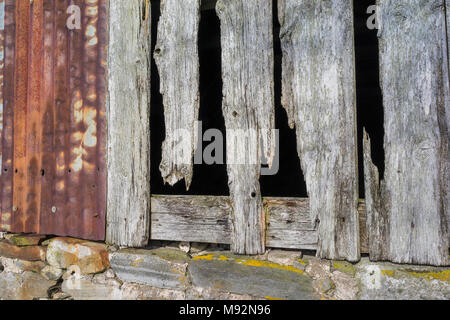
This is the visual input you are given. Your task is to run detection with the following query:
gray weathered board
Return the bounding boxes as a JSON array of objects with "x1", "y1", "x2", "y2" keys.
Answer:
[
  {"x1": 154, "y1": 0, "x2": 201, "y2": 190},
  {"x1": 364, "y1": 0, "x2": 449, "y2": 266},
  {"x1": 278, "y1": 0, "x2": 360, "y2": 261},
  {"x1": 151, "y1": 195, "x2": 369, "y2": 253},
  {"x1": 216, "y1": 0, "x2": 276, "y2": 254},
  {"x1": 106, "y1": 0, "x2": 151, "y2": 247}
]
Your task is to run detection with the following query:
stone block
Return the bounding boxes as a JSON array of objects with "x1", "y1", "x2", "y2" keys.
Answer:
[
  {"x1": 46, "y1": 237, "x2": 109, "y2": 274},
  {"x1": 110, "y1": 248, "x2": 190, "y2": 290},
  {"x1": 189, "y1": 253, "x2": 314, "y2": 300},
  {"x1": 0, "y1": 240, "x2": 46, "y2": 261}
]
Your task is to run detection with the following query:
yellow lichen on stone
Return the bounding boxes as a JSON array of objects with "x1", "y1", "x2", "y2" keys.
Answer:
[
  {"x1": 192, "y1": 253, "x2": 305, "y2": 275},
  {"x1": 265, "y1": 296, "x2": 285, "y2": 300},
  {"x1": 381, "y1": 270, "x2": 395, "y2": 277},
  {"x1": 406, "y1": 270, "x2": 450, "y2": 283},
  {"x1": 192, "y1": 254, "x2": 215, "y2": 261},
  {"x1": 235, "y1": 258, "x2": 305, "y2": 275}
]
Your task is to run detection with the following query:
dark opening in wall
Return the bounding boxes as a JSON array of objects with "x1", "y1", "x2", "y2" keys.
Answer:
[
  {"x1": 151, "y1": 0, "x2": 229, "y2": 196},
  {"x1": 260, "y1": 0, "x2": 307, "y2": 197},
  {"x1": 150, "y1": 0, "x2": 385, "y2": 200},
  {"x1": 354, "y1": 0, "x2": 385, "y2": 198}
]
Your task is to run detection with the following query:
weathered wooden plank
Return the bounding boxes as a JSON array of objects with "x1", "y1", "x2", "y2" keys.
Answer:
[
  {"x1": 216, "y1": 0, "x2": 276, "y2": 255},
  {"x1": 154, "y1": 0, "x2": 201, "y2": 190},
  {"x1": 106, "y1": 0, "x2": 151, "y2": 247},
  {"x1": 364, "y1": 0, "x2": 449, "y2": 266},
  {"x1": 150, "y1": 195, "x2": 369, "y2": 253},
  {"x1": 363, "y1": 130, "x2": 388, "y2": 261},
  {"x1": 278, "y1": 0, "x2": 360, "y2": 261}
]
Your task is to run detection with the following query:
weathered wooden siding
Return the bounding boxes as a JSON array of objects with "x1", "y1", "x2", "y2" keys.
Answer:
[
  {"x1": 151, "y1": 195, "x2": 369, "y2": 252},
  {"x1": 106, "y1": 0, "x2": 151, "y2": 247},
  {"x1": 216, "y1": 0, "x2": 276, "y2": 254},
  {"x1": 0, "y1": 0, "x2": 108, "y2": 240},
  {"x1": 278, "y1": 0, "x2": 360, "y2": 261},
  {"x1": 154, "y1": 0, "x2": 201, "y2": 190},
  {"x1": 364, "y1": 0, "x2": 449, "y2": 266}
]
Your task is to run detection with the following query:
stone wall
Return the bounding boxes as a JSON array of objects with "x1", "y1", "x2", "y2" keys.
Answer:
[{"x1": 0, "y1": 233, "x2": 448, "y2": 300}]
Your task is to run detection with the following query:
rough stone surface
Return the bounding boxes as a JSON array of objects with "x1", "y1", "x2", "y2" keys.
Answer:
[
  {"x1": 0, "y1": 241, "x2": 46, "y2": 261},
  {"x1": 189, "y1": 253, "x2": 314, "y2": 300},
  {"x1": 305, "y1": 257, "x2": 331, "y2": 280},
  {"x1": 62, "y1": 274, "x2": 123, "y2": 300},
  {"x1": 0, "y1": 257, "x2": 46, "y2": 274},
  {"x1": 109, "y1": 248, "x2": 189, "y2": 290},
  {"x1": 7, "y1": 234, "x2": 46, "y2": 247},
  {"x1": 0, "y1": 271, "x2": 56, "y2": 300},
  {"x1": 267, "y1": 250, "x2": 302, "y2": 266},
  {"x1": 356, "y1": 259, "x2": 450, "y2": 300},
  {"x1": 1, "y1": 237, "x2": 449, "y2": 300},
  {"x1": 330, "y1": 271, "x2": 359, "y2": 300},
  {"x1": 120, "y1": 282, "x2": 185, "y2": 300},
  {"x1": 186, "y1": 286, "x2": 261, "y2": 300},
  {"x1": 46, "y1": 237, "x2": 109, "y2": 274},
  {"x1": 41, "y1": 265, "x2": 64, "y2": 281}
]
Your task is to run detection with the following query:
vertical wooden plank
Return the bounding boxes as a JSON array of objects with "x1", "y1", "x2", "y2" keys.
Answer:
[
  {"x1": 154, "y1": 0, "x2": 201, "y2": 190},
  {"x1": 364, "y1": 0, "x2": 449, "y2": 266},
  {"x1": 106, "y1": 0, "x2": 151, "y2": 247},
  {"x1": 216, "y1": 0, "x2": 276, "y2": 254},
  {"x1": 278, "y1": 0, "x2": 360, "y2": 261}
]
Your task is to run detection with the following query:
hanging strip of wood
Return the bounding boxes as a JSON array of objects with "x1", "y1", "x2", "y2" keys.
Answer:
[
  {"x1": 216, "y1": 0, "x2": 276, "y2": 255},
  {"x1": 106, "y1": 0, "x2": 151, "y2": 247},
  {"x1": 364, "y1": 0, "x2": 449, "y2": 266},
  {"x1": 154, "y1": 0, "x2": 201, "y2": 190},
  {"x1": 278, "y1": 0, "x2": 360, "y2": 261}
]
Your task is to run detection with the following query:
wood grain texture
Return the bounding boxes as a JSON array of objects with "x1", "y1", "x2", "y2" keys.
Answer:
[
  {"x1": 364, "y1": 0, "x2": 449, "y2": 266},
  {"x1": 151, "y1": 195, "x2": 368, "y2": 253},
  {"x1": 278, "y1": 0, "x2": 360, "y2": 261},
  {"x1": 216, "y1": 0, "x2": 276, "y2": 255},
  {"x1": 154, "y1": 0, "x2": 201, "y2": 190},
  {"x1": 106, "y1": 0, "x2": 151, "y2": 247}
]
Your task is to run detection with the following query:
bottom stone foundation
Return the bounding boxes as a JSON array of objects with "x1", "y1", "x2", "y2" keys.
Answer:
[{"x1": 0, "y1": 233, "x2": 448, "y2": 300}]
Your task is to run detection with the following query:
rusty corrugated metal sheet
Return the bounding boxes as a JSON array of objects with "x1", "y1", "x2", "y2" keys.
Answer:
[{"x1": 0, "y1": 0, "x2": 107, "y2": 240}]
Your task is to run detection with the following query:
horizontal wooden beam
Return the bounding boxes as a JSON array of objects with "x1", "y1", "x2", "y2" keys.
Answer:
[{"x1": 151, "y1": 195, "x2": 368, "y2": 253}]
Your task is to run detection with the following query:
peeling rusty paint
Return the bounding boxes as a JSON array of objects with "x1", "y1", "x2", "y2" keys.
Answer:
[{"x1": 0, "y1": 0, "x2": 107, "y2": 240}]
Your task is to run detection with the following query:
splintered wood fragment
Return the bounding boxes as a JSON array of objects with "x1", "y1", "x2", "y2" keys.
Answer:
[
  {"x1": 278, "y1": 0, "x2": 360, "y2": 261},
  {"x1": 364, "y1": 0, "x2": 449, "y2": 266},
  {"x1": 216, "y1": 0, "x2": 276, "y2": 254},
  {"x1": 363, "y1": 130, "x2": 388, "y2": 261},
  {"x1": 154, "y1": 0, "x2": 201, "y2": 190},
  {"x1": 106, "y1": 1, "x2": 151, "y2": 247},
  {"x1": 150, "y1": 195, "x2": 368, "y2": 252}
]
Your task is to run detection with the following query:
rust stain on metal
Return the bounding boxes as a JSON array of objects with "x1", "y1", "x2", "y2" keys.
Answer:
[{"x1": 0, "y1": 0, "x2": 107, "y2": 240}]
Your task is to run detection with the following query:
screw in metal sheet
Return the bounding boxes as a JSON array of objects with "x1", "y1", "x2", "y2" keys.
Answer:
[{"x1": 51, "y1": 206, "x2": 57, "y2": 213}]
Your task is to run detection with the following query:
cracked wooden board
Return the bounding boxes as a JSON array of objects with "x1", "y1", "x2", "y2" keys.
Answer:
[
  {"x1": 106, "y1": 0, "x2": 151, "y2": 247},
  {"x1": 364, "y1": 0, "x2": 449, "y2": 266},
  {"x1": 278, "y1": 0, "x2": 360, "y2": 261},
  {"x1": 216, "y1": 0, "x2": 276, "y2": 254},
  {"x1": 154, "y1": 0, "x2": 201, "y2": 190}
]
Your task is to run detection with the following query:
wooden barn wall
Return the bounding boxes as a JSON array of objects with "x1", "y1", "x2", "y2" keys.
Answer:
[{"x1": 0, "y1": 0, "x2": 108, "y2": 241}]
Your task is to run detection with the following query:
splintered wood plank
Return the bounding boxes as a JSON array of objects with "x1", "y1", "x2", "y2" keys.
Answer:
[
  {"x1": 364, "y1": 0, "x2": 449, "y2": 266},
  {"x1": 216, "y1": 0, "x2": 276, "y2": 254},
  {"x1": 278, "y1": 0, "x2": 360, "y2": 261},
  {"x1": 106, "y1": 0, "x2": 151, "y2": 247},
  {"x1": 154, "y1": 0, "x2": 201, "y2": 190},
  {"x1": 150, "y1": 195, "x2": 368, "y2": 252}
]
